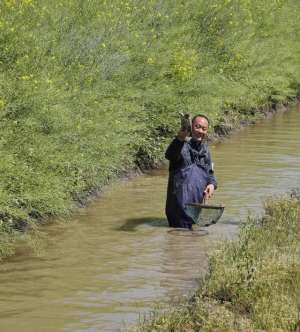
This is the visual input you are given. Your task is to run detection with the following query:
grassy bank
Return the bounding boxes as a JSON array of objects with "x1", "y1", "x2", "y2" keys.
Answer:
[
  {"x1": 129, "y1": 193, "x2": 300, "y2": 331},
  {"x1": 0, "y1": 0, "x2": 300, "y2": 258}
]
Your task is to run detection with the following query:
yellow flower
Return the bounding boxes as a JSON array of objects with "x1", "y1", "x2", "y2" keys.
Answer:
[
  {"x1": 172, "y1": 48, "x2": 198, "y2": 81},
  {"x1": 5, "y1": 0, "x2": 16, "y2": 8},
  {"x1": 0, "y1": 99, "x2": 5, "y2": 110},
  {"x1": 22, "y1": 0, "x2": 33, "y2": 5},
  {"x1": 21, "y1": 75, "x2": 31, "y2": 80}
]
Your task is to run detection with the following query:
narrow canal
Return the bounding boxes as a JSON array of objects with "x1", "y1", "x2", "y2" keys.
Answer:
[{"x1": 0, "y1": 105, "x2": 300, "y2": 332}]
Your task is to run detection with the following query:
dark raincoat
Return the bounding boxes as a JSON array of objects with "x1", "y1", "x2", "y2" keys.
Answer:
[{"x1": 165, "y1": 137, "x2": 217, "y2": 229}]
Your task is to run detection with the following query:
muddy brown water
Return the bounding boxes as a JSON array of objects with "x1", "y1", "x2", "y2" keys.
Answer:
[{"x1": 0, "y1": 106, "x2": 300, "y2": 331}]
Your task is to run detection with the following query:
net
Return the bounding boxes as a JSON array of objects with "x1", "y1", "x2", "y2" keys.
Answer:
[{"x1": 184, "y1": 203, "x2": 225, "y2": 226}]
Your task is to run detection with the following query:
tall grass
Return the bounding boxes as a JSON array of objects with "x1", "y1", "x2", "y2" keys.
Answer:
[
  {"x1": 0, "y1": 0, "x2": 300, "y2": 257},
  {"x1": 129, "y1": 195, "x2": 300, "y2": 331}
]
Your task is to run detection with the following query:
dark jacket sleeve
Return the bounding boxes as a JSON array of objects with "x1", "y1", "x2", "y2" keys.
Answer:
[
  {"x1": 207, "y1": 150, "x2": 217, "y2": 189},
  {"x1": 165, "y1": 137, "x2": 185, "y2": 162}
]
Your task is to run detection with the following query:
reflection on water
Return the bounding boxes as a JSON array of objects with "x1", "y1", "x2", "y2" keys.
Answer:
[
  {"x1": 0, "y1": 106, "x2": 300, "y2": 331},
  {"x1": 115, "y1": 218, "x2": 168, "y2": 232}
]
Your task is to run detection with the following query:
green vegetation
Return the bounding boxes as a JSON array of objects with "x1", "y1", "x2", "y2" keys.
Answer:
[
  {"x1": 129, "y1": 194, "x2": 300, "y2": 331},
  {"x1": 0, "y1": 0, "x2": 300, "y2": 257}
]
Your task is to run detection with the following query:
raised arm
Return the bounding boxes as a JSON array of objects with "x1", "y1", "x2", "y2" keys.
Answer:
[
  {"x1": 165, "y1": 137, "x2": 185, "y2": 161},
  {"x1": 165, "y1": 129, "x2": 190, "y2": 161}
]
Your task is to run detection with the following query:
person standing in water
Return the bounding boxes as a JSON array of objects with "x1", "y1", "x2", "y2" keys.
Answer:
[{"x1": 165, "y1": 114, "x2": 217, "y2": 229}]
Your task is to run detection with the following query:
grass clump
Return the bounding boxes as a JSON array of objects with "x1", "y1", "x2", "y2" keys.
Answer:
[
  {"x1": 129, "y1": 194, "x2": 300, "y2": 331},
  {"x1": 0, "y1": 0, "x2": 300, "y2": 256}
]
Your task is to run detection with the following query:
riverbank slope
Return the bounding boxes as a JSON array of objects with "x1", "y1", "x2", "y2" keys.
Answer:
[
  {"x1": 0, "y1": 0, "x2": 300, "y2": 258},
  {"x1": 129, "y1": 193, "x2": 300, "y2": 331}
]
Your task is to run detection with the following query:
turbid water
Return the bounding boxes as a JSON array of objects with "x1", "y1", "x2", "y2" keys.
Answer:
[{"x1": 0, "y1": 105, "x2": 300, "y2": 332}]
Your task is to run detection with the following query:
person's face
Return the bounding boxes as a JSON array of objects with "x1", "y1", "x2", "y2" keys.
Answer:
[{"x1": 191, "y1": 116, "x2": 209, "y2": 141}]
